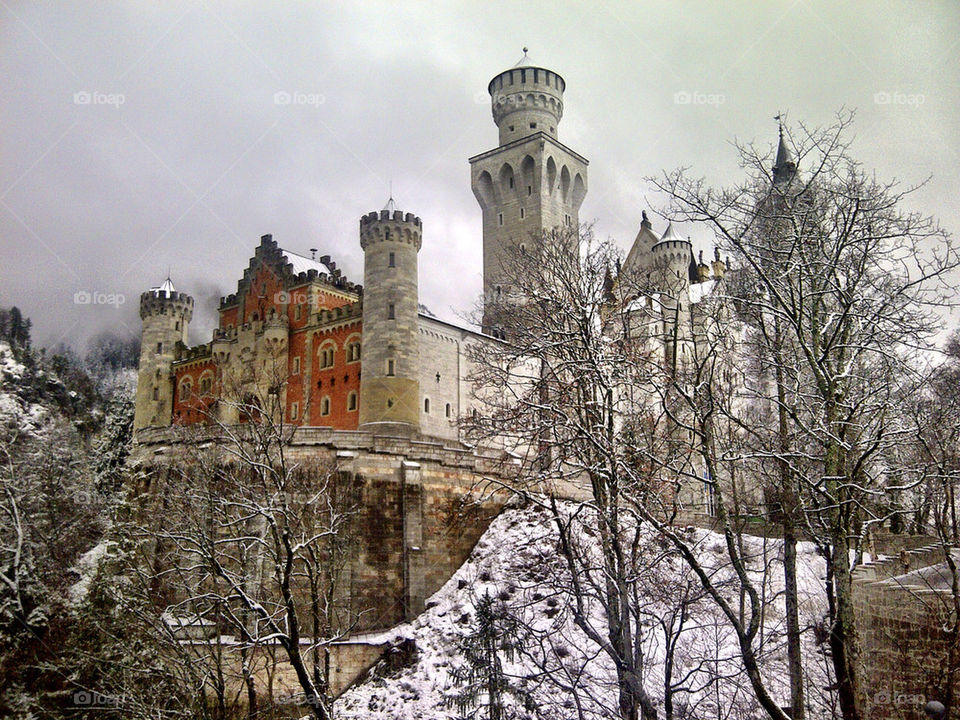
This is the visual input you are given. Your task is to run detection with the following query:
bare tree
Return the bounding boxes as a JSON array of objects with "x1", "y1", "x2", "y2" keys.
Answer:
[
  {"x1": 650, "y1": 111, "x2": 959, "y2": 720},
  {"x1": 467, "y1": 225, "x2": 661, "y2": 720},
  {"x1": 135, "y1": 358, "x2": 363, "y2": 719}
]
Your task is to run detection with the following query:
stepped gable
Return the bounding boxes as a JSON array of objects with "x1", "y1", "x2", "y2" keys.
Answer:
[{"x1": 219, "y1": 234, "x2": 362, "y2": 309}]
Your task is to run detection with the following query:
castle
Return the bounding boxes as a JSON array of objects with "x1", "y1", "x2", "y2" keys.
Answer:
[
  {"x1": 127, "y1": 50, "x2": 773, "y2": 698},
  {"x1": 133, "y1": 50, "x2": 728, "y2": 444}
]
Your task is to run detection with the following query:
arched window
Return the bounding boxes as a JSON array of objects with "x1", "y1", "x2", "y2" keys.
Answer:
[
  {"x1": 347, "y1": 391, "x2": 358, "y2": 411},
  {"x1": 199, "y1": 372, "x2": 213, "y2": 395},
  {"x1": 178, "y1": 379, "x2": 192, "y2": 402},
  {"x1": 346, "y1": 339, "x2": 361, "y2": 363},
  {"x1": 424, "y1": 398, "x2": 430, "y2": 414},
  {"x1": 445, "y1": 403, "x2": 451, "y2": 418},
  {"x1": 318, "y1": 340, "x2": 336, "y2": 369},
  {"x1": 320, "y1": 396, "x2": 331, "y2": 416}
]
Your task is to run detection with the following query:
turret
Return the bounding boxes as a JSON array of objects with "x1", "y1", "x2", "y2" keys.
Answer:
[
  {"x1": 488, "y1": 48, "x2": 565, "y2": 146},
  {"x1": 134, "y1": 277, "x2": 193, "y2": 430},
  {"x1": 648, "y1": 222, "x2": 693, "y2": 307},
  {"x1": 358, "y1": 201, "x2": 422, "y2": 434}
]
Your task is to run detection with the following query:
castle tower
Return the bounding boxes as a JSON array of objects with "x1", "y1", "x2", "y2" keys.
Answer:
[
  {"x1": 358, "y1": 201, "x2": 422, "y2": 434},
  {"x1": 133, "y1": 277, "x2": 193, "y2": 430},
  {"x1": 470, "y1": 49, "x2": 588, "y2": 336},
  {"x1": 648, "y1": 223, "x2": 697, "y2": 368}
]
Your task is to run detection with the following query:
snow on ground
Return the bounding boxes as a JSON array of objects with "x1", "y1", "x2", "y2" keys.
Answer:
[
  {"x1": 0, "y1": 340, "x2": 49, "y2": 435},
  {"x1": 337, "y1": 502, "x2": 833, "y2": 720},
  {"x1": 68, "y1": 540, "x2": 114, "y2": 606}
]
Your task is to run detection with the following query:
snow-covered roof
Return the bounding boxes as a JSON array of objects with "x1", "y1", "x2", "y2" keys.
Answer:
[
  {"x1": 689, "y1": 278, "x2": 717, "y2": 304},
  {"x1": 658, "y1": 222, "x2": 685, "y2": 244},
  {"x1": 280, "y1": 248, "x2": 335, "y2": 276},
  {"x1": 148, "y1": 276, "x2": 176, "y2": 294}
]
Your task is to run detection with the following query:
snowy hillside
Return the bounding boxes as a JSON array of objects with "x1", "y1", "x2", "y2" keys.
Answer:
[{"x1": 338, "y1": 503, "x2": 835, "y2": 719}]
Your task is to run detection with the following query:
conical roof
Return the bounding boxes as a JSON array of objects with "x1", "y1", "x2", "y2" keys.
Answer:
[
  {"x1": 659, "y1": 222, "x2": 686, "y2": 243},
  {"x1": 514, "y1": 47, "x2": 533, "y2": 67}
]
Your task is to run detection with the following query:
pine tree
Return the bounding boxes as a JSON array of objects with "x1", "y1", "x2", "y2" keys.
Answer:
[{"x1": 446, "y1": 592, "x2": 529, "y2": 720}]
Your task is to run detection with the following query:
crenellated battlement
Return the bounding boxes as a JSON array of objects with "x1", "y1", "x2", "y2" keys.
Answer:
[
  {"x1": 139, "y1": 289, "x2": 194, "y2": 321},
  {"x1": 359, "y1": 210, "x2": 423, "y2": 251}
]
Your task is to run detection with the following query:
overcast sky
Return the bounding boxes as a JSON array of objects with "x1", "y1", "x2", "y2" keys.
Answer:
[{"x1": 2, "y1": 1, "x2": 958, "y2": 350}]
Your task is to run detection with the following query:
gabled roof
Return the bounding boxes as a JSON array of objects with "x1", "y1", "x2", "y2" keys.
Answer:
[{"x1": 280, "y1": 248, "x2": 335, "y2": 277}]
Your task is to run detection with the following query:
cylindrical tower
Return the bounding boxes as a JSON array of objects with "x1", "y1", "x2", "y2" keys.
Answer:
[
  {"x1": 133, "y1": 278, "x2": 193, "y2": 430},
  {"x1": 648, "y1": 223, "x2": 693, "y2": 309},
  {"x1": 358, "y1": 204, "x2": 422, "y2": 434},
  {"x1": 488, "y1": 50, "x2": 565, "y2": 146}
]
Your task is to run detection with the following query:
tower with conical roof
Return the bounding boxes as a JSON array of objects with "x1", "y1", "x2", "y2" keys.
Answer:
[
  {"x1": 134, "y1": 276, "x2": 193, "y2": 429},
  {"x1": 772, "y1": 120, "x2": 797, "y2": 186},
  {"x1": 470, "y1": 49, "x2": 588, "y2": 337}
]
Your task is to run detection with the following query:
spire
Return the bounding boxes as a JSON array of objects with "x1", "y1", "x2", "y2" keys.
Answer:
[
  {"x1": 772, "y1": 114, "x2": 796, "y2": 185},
  {"x1": 514, "y1": 46, "x2": 533, "y2": 67},
  {"x1": 383, "y1": 196, "x2": 396, "y2": 212}
]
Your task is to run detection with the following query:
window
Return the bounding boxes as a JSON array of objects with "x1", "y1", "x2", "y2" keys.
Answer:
[
  {"x1": 175, "y1": 321, "x2": 180, "y2": 331},
  {"x1": 319, "y1": 345, "x2": 335, "y2": 368},
  {"x1": 445, "y1": 403, "x2": 451, "y2": 418},
  {"x1": 179, "y1": 381, "x2": 192, "y2": 402},
  {"x1": 424, "y1": 398, "x2": 430, "y2": 414},
  {"x1": 200, "y1": 375, "x2": 212, "y2": 394},
  {"x1": 294, "y1": 304, "x2": 302, "y2": 320},
  {"x1": 292, "y1": 357, "x2": 300, "y2": 375},
  {"x1": 498, "y1": 213, "x2": 503, "y2": 226},
  {"x1": 520, "y1": 208, "x2": 525, "y2": 219},
  {"x1": 320, "y1": 397, "x2": 330, "y2": 416},
  {"x1": 388, "y1": 303, "x2": 395, "y2": 320},
  {"x1": 346, "y1": 341, "x2": 361, "y2": 363},
  {"x1": 529, "y1": 122, "x2": 536, "y2": 129},
  {"x1": 387, "y1": 359, "x2": 395, "y2": 376},
  {"x1": 389, "y1": 252, "x2": 395, "y2": 267},
  {"x1": 508, "y1": 177, "x2": 514, "y2": 189},
  {"x1": 519, "y1": 243, "x2": 526, "y2": 255},
  {"x1": 527, "y1": 185, "x2": 532, "y2": 196},
  {"x1": 291, "y1": 402, "x2": 299, "y2": 421},
  {"x1": 152, "y1": 387, "x2": 159, "y2": 401},
  {"x1": 508, "y1": 125, "x2": 514, "y2": 132},
  {"x1": 347, "y1": 391, "x2": 357, "y2": 411},
  {"x1": 156, "y1": 342, "x2": 163, "y2": 354}
]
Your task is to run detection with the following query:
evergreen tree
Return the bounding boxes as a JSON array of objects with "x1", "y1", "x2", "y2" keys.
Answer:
[{"x1": 447, "y1": 592, "x2": 530, "y2": 720}]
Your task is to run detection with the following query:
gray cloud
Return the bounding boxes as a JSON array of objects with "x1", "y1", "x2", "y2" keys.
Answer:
[{"x1": 1, "y1": 1, "x2": 958, "y2": 348}]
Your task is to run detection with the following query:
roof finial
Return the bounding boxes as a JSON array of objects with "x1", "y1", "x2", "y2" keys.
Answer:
[{"x1": 523, "y1": 46, "x2": 528, "y2": 55}]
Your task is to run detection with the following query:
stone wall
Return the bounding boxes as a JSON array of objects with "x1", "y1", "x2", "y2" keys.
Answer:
[{"x1": 852, "y1": 545, "x2": 960, "y2": 718}]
